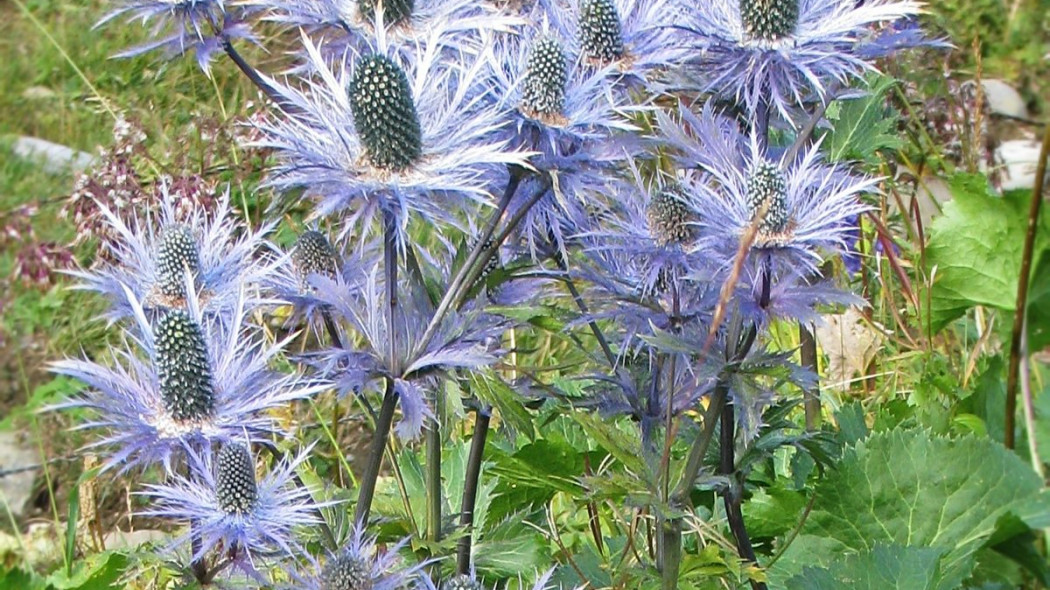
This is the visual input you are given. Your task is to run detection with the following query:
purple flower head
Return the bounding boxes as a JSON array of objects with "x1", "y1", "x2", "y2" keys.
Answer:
[
  {"x1": 254, "y1": 32, "x2": 529, "y2": 245},
  {"x1": 253, "y1": 0, "x2": 522, "y2": 59},
  {"x1": 139, "y1": 442, "x2": 323, "y2": 574},
  {"x1": 304, "y1": 256, "x2": 506, "y2": 439},
  {"x1": 67, "y1": 180, "x2": 274, "y2": 325},
  {"x1": 49, "y1": 289, "x2": 325, "y2": 472},
  {"x1": 96, "y1": 0, "x2": 257, "y2": 72},
  {"x1": 678, "y1": 0, "x2": 924, "y2": 120},
  {"x1": 292, "y1": 524, "x2": 429, "y2": 590},
  {"x1": 660, "y1": 103, "x2": 877, "y2": 276},
  {"x1": 539, "y1": 0, "x2": 690, "y2": 87}
]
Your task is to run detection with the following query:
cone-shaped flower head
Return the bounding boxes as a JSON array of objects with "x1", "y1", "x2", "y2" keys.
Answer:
[
  {"x1": 140, "y1": 443, "x2": 322, "y2": 574},
  {"x1": 321, "y1": 551, "x2": 376, "y2": 590},
  {"x1": 579, "y1": 0, "x2": 625, "y2": 63},
  {"x1": 358, "y1": 0, "x2": 414, "y2": 25},
  {"x1": 659, "y1": 103, "x2": 876, "y2": 275},
  {"x1": 442, "y1": 576, "x2": 482, "y2": 590},
  {"x1": 294, "y1": 525, "x2": 428, "y2": 590},
  {"x1": 745, "y1": 159, "x2": 790, "y2": 239},
  {"x1": 348, "y1": 54, "x2": 423, "y2": 171},
  {"x1": 50, "y1": 290, "x2": 324, "y2": 472},
  {"x1": 255, "y1": 33, "x2": 528, "y2": 243},
  {"x1": 679, "y1": 0, "x2": 926, "y2": 120},
  {"x1": 155, "y1": 310, "x2": 215, "y2": 423},
  {"x1": 739, "y1": 0, "x2": 798, "y2": 41},
  {"x1": 68, "y1": 181, "x2": 273, "y2": 324},
  {"x1": 521, "y1": 38, "x2": 569, "y2": 121},
  {"x1": 155, "y1": 224, "x2": 201, "y2": 299},
  {"x1": 647, "y1": 186, "x2": 698, "y2": 248},
  {"x1": 215, "y1": 443, "x2": 259, "y2": 514},
  {"x1": 293, "y1": 230, "x2": 342, "y2": 286}
]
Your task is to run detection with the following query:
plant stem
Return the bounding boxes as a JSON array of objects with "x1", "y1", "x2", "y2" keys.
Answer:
[
  {"x1": 799, "y1": 322, "x2": 821, "y2": 431},
  {"x1": 560, "y1": 269, "x2": 617, "y2": 368},
  {"x1": 321, "y1": 309, "x2": 343, "y2": 349},
  {"x1": 426, "y1": 389, "x2": 443, "y2": 544},
  {"x1": 456, "y1": 407, "x2": 492, "y2": 574},
  {"x1": 355, "y1": 379, "x2": 399, "y2": 526},
  {"x1": 671, "y1": 384, "x2": 729, "y2": 505},
  {"x1": 720, "y1": 403, "x2": 765, "y2": 590},
  {"x1": 1006, "y1": 123, "x2": 1050, "y2": 450},
  {"x1": 659, "y1": 517, "x2": 682, "y2": 590},
  {"x1": 190, "y1": 519, "x2": 209, "y2": 584},
  {"x1": 220, "y1": 38, "x2": 290, "y2": 111}
]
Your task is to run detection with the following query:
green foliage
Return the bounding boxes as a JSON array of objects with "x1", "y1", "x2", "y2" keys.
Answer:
[
  {"x1": 785, "y1": 544, "x2": 945, "y2": 590},
  {"x1": 925, "y1": 173, "x2": 1050, "y2": 344},
  {"x1": 821, "y1": 74, "x2": 903, "y2": 164},
  {"x1": 771, "y1": 429, "x2": 1050, "y2": 589}
]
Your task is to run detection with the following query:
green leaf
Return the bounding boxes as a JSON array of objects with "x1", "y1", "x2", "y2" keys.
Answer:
[
  {"x1": 0, "y1": 567, "x2": 50, "y2": 590},
  {"x1": 925, "y1": 174, "x2": 1050, "y2": 332},
  {"x1": 771, "y1": 429, "x2": 1049, "y2": 590},
  {"x1": 785, "y1": 544, "x2": 945, "y2": 590},
  {"x1": 472, "y1": 514, "x2": 549, "y2": 577},
  {"x1": 821, "y1": 74, "x2": 903, "y2": 164},
  {"x1": 46, "y1": 551, "x2": 128, "y2": 590}
]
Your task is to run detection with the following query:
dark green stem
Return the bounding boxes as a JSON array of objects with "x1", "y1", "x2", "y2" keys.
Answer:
[
  {"x1": 354, "y1": 380, "x2": 399, "y2": 526},
  {"x1": 799, "y1": 323, "x2": 821, "y2": 431},
  {"x1": 426, "y1": 389, "x2": 443, "y2": 544},
  {"x1": 720, "y1": 403, "x2": 765, "y2": 590},
  {"x1": 456, "y1": 407, "x2": 492, "y2": 574}
]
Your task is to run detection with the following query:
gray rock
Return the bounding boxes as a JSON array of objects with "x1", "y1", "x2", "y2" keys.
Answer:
[
  {"x1": 981, "y1": 79, "x2": 1029, "y2": 119},
  {"x1": 996, "y1": 139, "x2": 1044, "y2": 191},
  {"x1": 0, "y1": 431, "x2": 40, "y2": 520},
  {"x1": 12, "y1": 136, "x2": 96, "y2": 174}
]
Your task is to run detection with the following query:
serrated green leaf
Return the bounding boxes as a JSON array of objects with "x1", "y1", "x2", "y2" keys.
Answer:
[
  {"x1": 925, "y1": 174, "x2": 1050, "y2": 333},
  {"x1": 785, "y1": 544, "x2": 944, "y2": 590},
  {"x1": 46, "y1": 551, "x2": 127, "y2": 590},
  {"x1": 771, "y1": 429, "x2": 1050, "y2": 590},
  {"x1": 822, "y1": 75, "x2": 903, "y2": 164}
]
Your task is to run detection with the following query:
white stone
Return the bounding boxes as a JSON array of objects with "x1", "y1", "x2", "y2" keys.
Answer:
[
  {"x1": 21, "y1": 86, "x2": 56, "y2": 100},
  {"x1": 981, "y1": 79, "x2": 1029, "y2": 119},
  {"x1": 995, "y1": 139, "x2": 1044, "y2": 191},
  {"x1": 0, "y1": 431, "x2": 39, "y2": 520},
  {"x1": 12, "y1": 136, "x2": 96, "y2": 174}
]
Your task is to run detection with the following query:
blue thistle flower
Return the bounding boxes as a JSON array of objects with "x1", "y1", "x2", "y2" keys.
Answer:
[
  {"x1": 292, "y1": 525, "x2": 429, "y2": 590},
  {"x1": 304, "y1": 257, "x2": 506, "y2": 439},
  {"x1": 423, "y1": 568, "x2": 577, "y2": 590},
  {"x1": 540, "y1": 0, "x2": 690, "y2": 85},
  {"x1": 139, "y1": 442, "x2": 323, "y2": 572},
  {"x1": 67, "y1": 181, "x2": 274, "y2": 324},
  {"x1": 660, "y1": 103, "x2": 877, "y2": 276},
  {"x1": 49, "y1": 290, "x2": 324, "y2": 472},
  {"x1": 678, "y1": 0, "x2": 924, "y2": 119},
  {"x1": 96, "y1": 0, "x2": 257, "y2": 72},
  {"x1": 254, "y1": 33, "x2": 529, "y2": 244}
]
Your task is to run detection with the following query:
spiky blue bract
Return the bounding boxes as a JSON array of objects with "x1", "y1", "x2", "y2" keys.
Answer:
[
  {"x1": 540, "y1": 0, "x2": 689, "y2": 86},
  {"x1": 96, "y1": 0, "x2": 257, "y2": 72},
  {"x1": 139, "y1": 443, "x2": 322, "y2": 570},
  {"x1": 485, "y1": 14, "x2": 638, "y2": 260},
  {"x1": 660, "y1": 103, "x2": 877, "y2": 276},
  {"x1": 252, "y1": 0, "x2": 522, "y2": 59},
  {"x1": 422, "y1": 567, "x2": 580, "y2": 590},
  {"x1": 678, "y1": 0, "x2": 924, "y2": 120},
  {"x1": 49, "y1": 290, "x2": 325, "y2": 472},
  {"x1": 305, "y1": 257, "x2": 506, "y2": 439},
  {"x1": 734, "y1": 259, "x2": 865, "y2": 328},
  {"x1": 292, "y1": 525, "x2": 428, "y2": 590},
  {"x1": 253, "y1": 32, "x2": 530, "y2": 245},
  {"x1": 67, "y1": 181, "x2": 274, "y2": 325}
]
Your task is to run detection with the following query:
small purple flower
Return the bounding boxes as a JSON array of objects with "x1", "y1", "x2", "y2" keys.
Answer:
[
  {"x1": 253, "y1": 33, "x2": 529, "y2": 245},
  {"x1": 49, "y1": 290, "x2": 324, "y2": 472},
  {"x1": 139, "y1": 442, "x2": 323, "y2": 575},
  {"x1": 305, "y1": 257, "x2": 506, "y2": 439},
  {"x1": 292, "y1": 525, "x2": 429, "y2": 590},
  {"x1": 96, "y1": 0, "x2": 257, "y2": 72},
  {"x1": 660, "y1": 103, "x2": 877, "y2": 276},
  {"x1": 66, "y1": 180, "x2": 274, "y2": 324},
  {"x1": 678, "y1": 0, "x2": 924, "y2": 120}
]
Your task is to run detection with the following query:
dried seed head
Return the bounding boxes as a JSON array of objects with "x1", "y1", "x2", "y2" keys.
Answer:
[
  {"x1": 358, "y1": 0, "x2": 413, "y2": 25},
  {"x1": 521, "y1": 38, "x2": 568, "y2": 119},
  {"x1": 579, "y1": 0, "x2": 624, "y2": 63},
  {"x1": 646, "y1": 188, "x2": 697, "y2": 247},
  {"x1": 155, "y1": 311, "x2": 214, "y2": 422},
  {"x1": 739, "y1": 0, "x2": 799, "y2": 42},
  {"x1": 215, "y1": 444, "x2": 258, "y2": 515},
  {"x1": 442, "y1": 575, "x2": 484, "y2": 590},
  {"x1": 746, "y1": 160, "x2": 789, "y2": 235},
  {"x1": 293, "y1": 231, "x2": 340, "y2": 287},
  {"x1": 322, "y1": 552, "x2": 374, "y2": 590},
  {"x1": 155, "y1": 224, "x2": 200, "y2": 299},
  {"x1": 348, "y1": 54, "x2": 422, "y2": 171}
]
